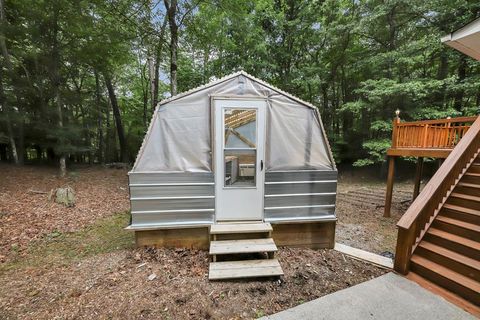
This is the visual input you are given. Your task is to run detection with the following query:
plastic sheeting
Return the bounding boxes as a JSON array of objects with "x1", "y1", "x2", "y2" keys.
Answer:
[{"x1": 133, "y1": 73, "x2": 334, "y2": 172}]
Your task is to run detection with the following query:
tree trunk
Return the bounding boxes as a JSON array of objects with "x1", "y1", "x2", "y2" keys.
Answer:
[
  {"x1": 152, "y1": 15, "x2": 168, "y2": 111},
  {"x1": 94, "y1": 70, "x2": 104, "y2": 164},
  {"x1": 105, "y1": 98, "x2": 111, "y2": 163},
  {"x1": 453, "y1": 55, "x2": 467, "y2": 112},
  {"x1": 51, "y1": 5, "x2": 66, "y2": 177},
  {"x1": 0, "y1": 68, "x2": 18, "y2": 164},
  {"x1": 104, "y1": 73, "x2": 128, "y2": 163},
  {"x1": 165, "y1": 0, "x2": 178, "y2": 96},
  {"x1": 0, "y1": 0, "x2": 19, "y2": 164}
]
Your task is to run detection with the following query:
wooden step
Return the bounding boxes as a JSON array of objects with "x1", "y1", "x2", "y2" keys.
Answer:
[
  {"x1": 410, "y1": 254, "x2": 480, "y2": 304},
  {"x1": 209, "y1": 259, "x2": 283, "y2": 280},
  {"x1": 425, "y1": 228, "x2": 480, "y2": 260},
  {"x1": 416, "y1": 241, "x2": 480, "y2": 282},
  {"x1": 209, "y1": 238, "x2": 277, "y2": 255},
  {"x1": 468, "y1": 163, "x2": 480, "y2": 173},
  {"x1": 462, "y1": 172, "x2": 480, "y2": 184},
  {"x1": 406, "y1": 272, "x2": 480, "y2": 317},
  {"x1": 451, "y1": 193, "x2": 480, "y2": 203},
  {"x1": 441, "y1": 203, "x2": 480, "y2": 225},
  {"x1": 455, "y1": 182, "x2": 480, "y2": 197},
  {"x1": 210, "y1": 223, "x2": 272, "y2": 235},
  {"x1": 448, "y1": 192, "x2": 480, "y2": 211},
  {"x1": 433, "y1": 215, "x2": 480, "y2": 241},
  {"x1": 457, "y1": 182, "x2": 480, "y2": 189}
]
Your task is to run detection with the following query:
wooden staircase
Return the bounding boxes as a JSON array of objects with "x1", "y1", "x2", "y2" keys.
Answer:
[
  {"x1": 410, "y1": 156, "x2": 480, "y2": 304},
  {"x1": 394, "y1": 116, "x2": 480, "y2": 312},
  {"x1": 208, "y1": 222, "x2": 284, "y2": 280}
]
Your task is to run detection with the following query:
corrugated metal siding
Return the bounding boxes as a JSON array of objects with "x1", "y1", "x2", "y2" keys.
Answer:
[
  {"x1": 264, "y1": 170, "x2": 337, "y2": 222},
  {"x1": 129, "y1": 172, "x2": 215, "y2": 228},
  {"x1": 128, "y1": 170, "x2": 337, "y2": 228}
]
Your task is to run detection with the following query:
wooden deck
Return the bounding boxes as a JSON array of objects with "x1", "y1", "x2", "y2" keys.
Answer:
[{"x1": 384, "y1": 116, "x2": 477, "y2": 217}]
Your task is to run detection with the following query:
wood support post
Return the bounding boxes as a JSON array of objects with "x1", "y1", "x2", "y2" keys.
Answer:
[
  {"x1": 384, "y1": 156, "x2": 395, "y2": 217},
  {"x1": 413, "y1": 157, "x2": 424, "y2": 200}
]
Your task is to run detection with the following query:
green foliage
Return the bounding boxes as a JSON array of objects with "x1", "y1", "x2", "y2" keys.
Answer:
[{"x1": 353, "y1": 139, "x2": 391, "y2": 167}]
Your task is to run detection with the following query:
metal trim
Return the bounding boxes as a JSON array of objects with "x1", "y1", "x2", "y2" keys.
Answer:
[
  {"x1": 265, "y1": 204, "x2": 336, "y2": 210},
  {"x1": 265, "y1": 180, "x2": 337, "y2": 185},
  {"x1": 131, "y1": 208, "x2": 215, "y2": 214},
  {"x1": 266, "y1": 170, "x2": 336, "y2": 173},
  {"x1": 130, "y1": 195, "x2": 215, "y2": 201},
  {"x1": 129, "y1": 182, "x2": 215, "y2": 187},
  {"x1": 265, "y1": 215, "x2": 337, "y2": 223},
  {"x1": 265, "y1": 192, "x2": 336, "y2": 198}
]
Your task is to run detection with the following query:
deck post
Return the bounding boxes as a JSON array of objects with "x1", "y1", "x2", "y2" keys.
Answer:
[
  {"x1": 384, "y1": 156, "x2": 396, "y2": 217},
  {"x1": 413, "y1": 157, "x2": 424, "y2": 200}
]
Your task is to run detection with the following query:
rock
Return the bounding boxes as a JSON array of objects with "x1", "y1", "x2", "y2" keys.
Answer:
[
  {"x1": 148, "y1": 273, "x2": 157, "y2": 281},
  {"x1": 380, "y1": 251, "x2": 395, "y2": 259},
  {"x1": 49, "y1": 187, "x2": 75, "y2": 207}
]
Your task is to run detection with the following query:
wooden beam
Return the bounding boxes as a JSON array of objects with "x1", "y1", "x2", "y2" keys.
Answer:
[
  {"x1": 413, "y1": 157, "x2": 424, "y2": 200},
  {"x1": 387, "y1": 148, "x2": 451, "y2": 158},
  {"x1": 229, "y1": 128, "x2": 255, "y2": 148},
  {"x1": 384, "y1": 156, "x2": 396, "y2": 217}
]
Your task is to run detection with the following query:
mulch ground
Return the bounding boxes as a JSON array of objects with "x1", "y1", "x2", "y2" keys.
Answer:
[
  {"x1": 0, "y1": 164, "x2": 404, "y2": 319},
  {"x1": 0, "y1": 247, "x2": 386, "y2": 319},
  {"x1": 0, "y1": 164, "x2": 130, "y2": 263}
]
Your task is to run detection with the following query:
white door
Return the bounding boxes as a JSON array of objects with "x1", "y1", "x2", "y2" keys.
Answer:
[{"x1": 214, "y1": 99, "x2": 266, "y2": 221}]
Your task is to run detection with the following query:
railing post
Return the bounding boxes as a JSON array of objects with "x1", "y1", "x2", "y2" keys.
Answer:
[
  {"x1": 394, "y1": 227, "x2": 416, "y2": 275},
  {"x1": 384, "y1": 156, "x2": 395, "y2": 217},
  {"x1": 422, "y1": 124, "x2": 429, "y2": 148},
  {"x1": 392, "y1": 111, "x2": 400, "y2": 148}
]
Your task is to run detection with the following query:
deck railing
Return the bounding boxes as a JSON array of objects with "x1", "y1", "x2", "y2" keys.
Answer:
[
  {"x1": 392, "y1": 116, "x2": 477, "y2": 149},
  {"x1": 394, "y1": 115, "x2": 480, "y2": 274}
]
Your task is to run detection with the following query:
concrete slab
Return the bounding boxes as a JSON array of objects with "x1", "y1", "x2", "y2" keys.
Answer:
[{"x1": 261, "y1": 273, "x2": 475, "y2": 320}]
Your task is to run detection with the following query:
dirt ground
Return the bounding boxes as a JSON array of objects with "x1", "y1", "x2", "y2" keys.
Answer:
[
  {"x1": 335, "y1": 173, "x2": 415, "y2": 255},
  {"x1": 0, "y1": 164, "x2": 130, "y2": 263},
  {"x1": 0, "y1": 164, "x2": 408, "y2": 319}
]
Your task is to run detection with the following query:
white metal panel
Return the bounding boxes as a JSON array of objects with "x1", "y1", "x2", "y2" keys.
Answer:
[
  {"x1": 214, "y1": 99, "x2": 266, "y2": 221},
  {"x1": 442, "y1": 17, "x2": 480, "y2": 61}
]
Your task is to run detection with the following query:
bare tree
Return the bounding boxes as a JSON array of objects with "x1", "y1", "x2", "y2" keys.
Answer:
[
  {"x1": 164, "y1": 0, "x2": 178, "y2": 96},
  {"x1": 104, "y1": 73, "x2": 128, "y2": 163}
]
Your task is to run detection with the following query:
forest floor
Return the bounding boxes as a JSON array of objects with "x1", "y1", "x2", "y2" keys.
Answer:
[
  {"x1": 0, "y1": 164, "x2": 414, "y2": 319},
  {"x1": 335, "y1": 171, "x2": 415, "y2": 255}
]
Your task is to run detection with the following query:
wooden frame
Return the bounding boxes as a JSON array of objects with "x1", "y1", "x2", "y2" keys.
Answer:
[{"x1": 135, "y1": 221, "x2": 336, "y2": 250}]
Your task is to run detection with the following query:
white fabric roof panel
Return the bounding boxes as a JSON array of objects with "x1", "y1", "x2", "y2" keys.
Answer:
[{"x1": 132, "y1": 72, "x2": 335, "y2": 172}]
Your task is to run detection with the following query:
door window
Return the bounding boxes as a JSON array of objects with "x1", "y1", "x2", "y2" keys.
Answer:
[{"x1": 223, "y1": 108, "x2": 257, "y2": 187}]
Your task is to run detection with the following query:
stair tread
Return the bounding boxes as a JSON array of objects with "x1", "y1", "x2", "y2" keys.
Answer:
[
  {"x1": 209, "y1": 238, "x2": 277, "y2": 255},
  {"x1": 427, "y1": 228, "x2": 480, "y2": 251},
  {"x1": 457, "y1": 182, "x2": 480, "y2": 189},
  {"x1": 464, "y1": 172, "x2": 480, "y2": 177},
  {"x1": 209, "y1": 259, "x2": 283, "y2": 280},
  {"x1": 210, "y1": 223, "x2": 272, "y2": 234},
  {"x1": 443, "y1": 204, "x2": 480, "y2": 217},
  {"x1": 406, "y1": 272, "x2": 480, "y2": 317},
  {"x1": 418, "y1": 241, "x2": 480, "y2": 271},
  {"x1": 435, "y1": 215, "x2": 480, "y2": 232},
  {"x1": 411, "y1": 255, "x2": 480, "y2": 293},
  {"x1": 450, "y1": 192, "x2": 480, "y2": 202}
]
